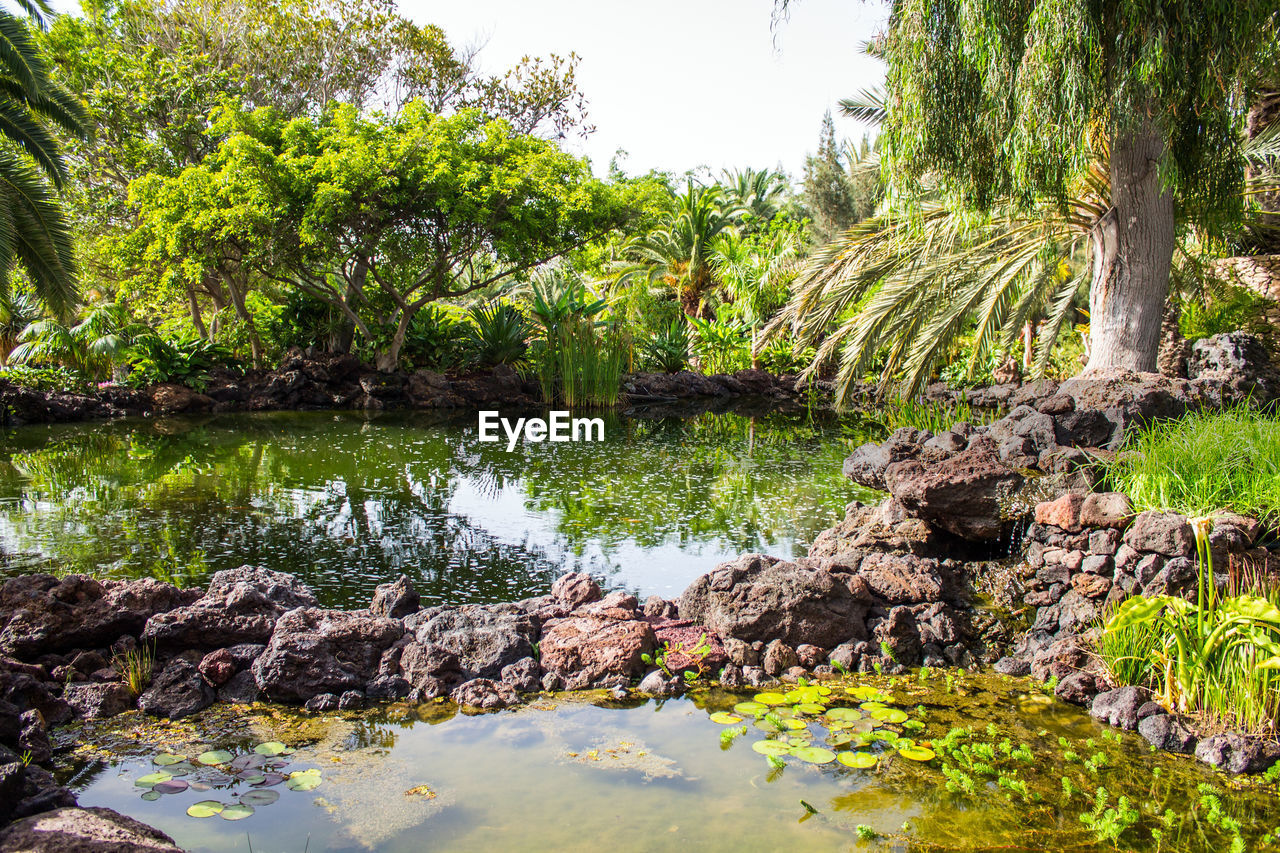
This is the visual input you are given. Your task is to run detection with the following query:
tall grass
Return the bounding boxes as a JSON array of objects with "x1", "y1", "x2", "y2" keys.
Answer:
[
  {"x1": 1103, "y1": 406, "x2": 1280, "y2": 526},
  {"x1": 113, "y1": 644, "x2": 154, "y2": 698},
  {"x1": 1097, "y1": 520, "x2": 1280, "y2": 734},
  {"x1": 536, "y1": 318, "x2": 630, "y2": 408},
  {"x1": 876, "y1": 398, "x2": 995, "y2": 434}
]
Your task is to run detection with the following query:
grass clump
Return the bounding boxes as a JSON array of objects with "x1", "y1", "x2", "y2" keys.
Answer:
[
  {"x1": 113, "y1": 644, "x2": 155, "y2": 698},
  {"x1": 1103, "y1": 405, "x2": 1280, "y2": 526}
]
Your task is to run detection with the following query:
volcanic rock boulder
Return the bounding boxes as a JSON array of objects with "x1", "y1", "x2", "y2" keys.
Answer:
[
  {"x1": 407, "y1": 604, "x2": 537, "y2": 680},
  {"x1": 370, "y1": 575, "x2": 420, "y2": 619},
  {"x1": 883, "y1": 438, "x2": 1024, "y2": 541},
  {"x1": 538, "y1": 616, "x2": 656, "y2": 690},
  {"x1": 138, "y1": 654, "x2": 215, "y2": 719},
  {"x1": 0, "y1": 806, "x2": 183, "y2": 853},
  {"x1": 0, "y1": 575, "x2": 197, "y2": 659},
  {"x1": 143, "y1": 566, "x2": 319, "y2": 650},
  {"x1": 678, "y1": 554, "x2": 872, "y2": 648},
  {"x1": 252, "y1": 608, "x2": 402, "y2": 703}
]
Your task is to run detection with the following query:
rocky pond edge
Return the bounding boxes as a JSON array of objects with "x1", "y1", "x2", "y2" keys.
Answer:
[{"x1": 1, "y1": 331, "x2": 1279, "y2": 847}]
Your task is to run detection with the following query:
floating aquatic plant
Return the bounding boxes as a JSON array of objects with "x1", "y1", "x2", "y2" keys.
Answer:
[{"x1": 140, "y1": 741, "x2": 317, "y2": 822}]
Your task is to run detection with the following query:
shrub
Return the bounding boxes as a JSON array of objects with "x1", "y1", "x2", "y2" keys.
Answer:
[
  {"x1": 0, "y1": 364, "x2": 92, "y2": 393},
  {"x1": 535, "y1": 317, "x2": 630, "y2": 408},
  {"x1": 466, "y1": 303, "x2": 529, "y2": 367},
  {"x1": 689, "y1": 317, "x2": 749, "y2": 374},
  {"x1": 1102, "y1": 406, "x2": 1280, "y2": 526},
  {"x1": 127, "y1": 333, "x2": 238, "y2": 390},
  {"x1": 402, "y1": 305, "x2": 471, "y2": 371},
  {"x1": 1098, "y1": 520, "x2": 1280, "y2": 733},
  {"x1": 1179, "y1": 286, "x2": 1273, "y2": 342},
  {"x1": 639, "y1": 320, "x2": 690, "y2": 374}
]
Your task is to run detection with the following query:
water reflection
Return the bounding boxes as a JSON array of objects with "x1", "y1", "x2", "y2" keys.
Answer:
[{"x1": 0, "y1": 408, "x2": 881, "y2": 607}]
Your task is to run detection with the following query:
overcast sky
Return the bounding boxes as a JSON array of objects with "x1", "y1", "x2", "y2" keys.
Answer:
[
  {"x1": 49, "y1": 0, "x2": 888, "y2": 180},
  {"x1": 407, "y1": 0, "x2": 888, "y2": 178}
]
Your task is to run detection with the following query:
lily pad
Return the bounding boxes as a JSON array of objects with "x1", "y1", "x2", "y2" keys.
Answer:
[
  {"x1": 152, "y1": 753, "x2": 186, "y2": 766},
  {"x1": 838, "y1": 751, "x2": 878, "y2": 769},
  {"x1": 286, "y1": 770, "x2": 322, "y2": 792},
  {"x1": 153, "y1": 780, "x2": 189, "y2": 795},
  {"x1": 780, "y1": 718, "x2": 808, "y2": 731},
  {"x1": 709, "y1": 712, "x2": 743, "y2": 725},
  {"x1": 824, "y1": 707, "x2": 863, "y2": 722},
  {"x1": 871, "y1": 708, "x2": 909, "y2": 724},
  {"x1": 253, "y1": 773, "x2": 286, "y2": 787},
  {"x1": 795, "y1": 703, "x2": 827, "y2": 715},
  {"x1": 220, "y1": 803, "x2": 255, "y2": 821},
  {"x1": 733, "y1": 701, "x2": 769, "y2": 717},
  {"x1": 254, "y1": 741, "x2": 288, "y2": 756},
  {"x1": 239, "y1": 789, "x2": 281, "y2": 807},
  {"x1": 898, "y1": 745, "x2": 936, "y2": 762},
  {"x1": 827, "y1": 732, "x2": 856, "y2": 746},
  {"x1": 135, "y1": 772, "x2": 173, "y2": 788},
  {"x1": 196, "y1": 750, "x2": 233, "y2": 766},
  {"x1": 186, "y1": 801, "x2": 224, "y2": 818},
  {"x1": 230, "y1": 754, "x2": 265, "y2": 771},
  {"x1": 140, "y1": 791, "x2": 161, "y2": 802},
  {"x1": 847, "y1": 686, "x2": 889, "y2": 701},
  {"x1": 238, "y1": 772, "x2": 267, "y2": 785},
  {"x1": 751, "y1": 740, "x2": 793, "y2": 757},
  {"x1": 753, "y1": 692, "x2": 789, "y2": 706},
  {"x1": 790, "y1": 746, "x2": 837, "y2": 764}
]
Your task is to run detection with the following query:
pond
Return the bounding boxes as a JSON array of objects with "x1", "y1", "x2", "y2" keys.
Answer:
[
  {"x1": 58, "y1": 672, "x2": 1276, "y2": 852},
  {"x1": 0, "y1": 407, "x2": 880, "y2": 608}
]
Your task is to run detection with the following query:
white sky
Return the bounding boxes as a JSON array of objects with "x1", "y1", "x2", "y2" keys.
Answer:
[
  {"x1": 405, "y1": 0, "x2": 888, "y2": 178},
  {"x1": 50, "y1": 0, "x2": 888, "y2": 180}
]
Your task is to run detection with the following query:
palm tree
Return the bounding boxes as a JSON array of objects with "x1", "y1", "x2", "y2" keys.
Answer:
[
  {"x1": 1, "y1": 0, "x2": 85, "y2": 321},
  {"x1": 10, "y1": 301, "x2": 147, "y2": 380},
  {"x1": 613, "y1": 178, "x2": 743, "y2": 320},
  {"x1": 713, "y1": 229, "x2": 803, "y2": 367},
  {"x1": 721, "y1": 167, "x2": 788, "y2": 225}
]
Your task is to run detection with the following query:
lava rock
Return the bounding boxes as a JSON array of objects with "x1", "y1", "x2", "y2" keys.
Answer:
[
  {"x1": 1194, "y1": 733, "x2": 1280, "y2": 775},
  {"x1": 451, "y1": 678, "x2": 517, "y2": 711},
  {"x1": 1138, "y1": 714, "x2": 1197, "y2": 754},
  {"x1": 637, "y1": 669, "x2": 684, "y2": 697},
  {"x1": 137, "y1": 655, "x2": 215, "y2": 719},
  {"x1": 1080, "y1": 493, "x2": 1133, "y2": 529},
  {"x1": 0, "y1": 806, "x2": 183, "y2": 852},
  {"x1": 551, "y1": 573, "x2": 602, "y2": 610},
  {"x1": 410, "y1": 605, "x2": 536, "y2": 681},
  {"x1": 1123, "y1": 511, "x2": 1195, "y2": 559},
  {"x1": 538, "y1": 616, "x2": 656, "y2": 690},
  {"x1": 252, "y1": 608, "x2": 402, "y2": 703},
  {"x1": 370, "y1": 575, "x2": 420, "y2": 619},
  {"x1": 1035, "y1": 493, "x2": 1085, "y2": 532},
  {"x1": 143, "y1": 566, "x2": 318, "y2": 650},
  {"x1": 882, "y1": 439, "x2": 1024, "y2": 541},
  {"x1": 61, "y1": 682, "x2": 134, "y2": 720},
  {"x1": 499, "y1": 657, "x2": 541, "y2": 693},
  {"x1": 0, "y1": 575, "x2": 197, "y2": 659},
  {"x1": 1090, "y1": 686, "x2": 1146, "y2": 730}
]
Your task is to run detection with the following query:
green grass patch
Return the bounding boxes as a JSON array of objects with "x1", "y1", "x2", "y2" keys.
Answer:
[{"x1": 1102, "y1": 406, "x2": 1280, "y2": 526}]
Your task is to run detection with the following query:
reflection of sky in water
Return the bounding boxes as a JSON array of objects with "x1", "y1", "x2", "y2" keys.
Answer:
[{"x1": 0, "y1": 410, "x2": 879, "y2": 608}]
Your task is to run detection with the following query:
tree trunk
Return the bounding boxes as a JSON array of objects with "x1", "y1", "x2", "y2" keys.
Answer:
[
  {"x1": 376, "y1": 305, "x2": 416, "y2": 372},
  {"x1": 186, "y1": 286, "x2": 208, "y2": 341},
  {"x1": 1084, "y1": 122, "x2": 1176, "y2": 373},
  {"x1": 224, "y1": 276, "x2": 265, "y2": 368}
]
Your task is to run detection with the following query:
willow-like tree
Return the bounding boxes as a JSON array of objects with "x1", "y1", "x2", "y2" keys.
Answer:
[{"x1": 780, "y1": 0, "x2": 1277, "y2": 372}]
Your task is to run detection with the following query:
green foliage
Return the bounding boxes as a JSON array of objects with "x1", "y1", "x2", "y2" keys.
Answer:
[
  {"x1": 9, "y1": 302, "x2": 146, "y2": 380},
  {"x1": 876, "y1": 398, "x2": 992, "y2": 434},
  {"x1": 802, "y1": 112, "x2": 879, "y2": 244},
  {"x1": 1103, "y1": 406, "x2": 1280, "y2": 525},
  {"x1": 866, "y1": 0, "x2": 1273, "y2": 227},
  {"x1": 1095, "y1": 602, "x2": 1161, "y2": 688},
  {"x1": 1100, "y1": 521, "x2": 1280, "y2": 731},
  {"x1": 533, "y1": 317, "x2": 629, "y2": 408},
  {"x1": 1078, "y1": 787, "x2": 1140, "y2": 846},
  {"x1": 638, "y1": 320, "x2": 690, "y2": 374},
  {"x1": 466, "y1": 303, "x2": 529, "y2": 368},
  {"x1": 0, "y1": 364, "x2": 91, "y2": 393},
  {"x1": 1178, "y1": 286, "x2": 1274, "y2": 342},
  {"x1": 401, "y1": 305, "x2": 471, "y2": 372},
  {"x1": 127, "y1": 332, "x2": 236, "y2": 390},
  {"x1": 689, "y1": 317, "x2": 749, "y2": 375},
  {"x1": 112, "y1": 644, "x2": 153, "y2": 699},
  {"x1": 0, "y1": 1, "x2": 85, "y2": 323}
]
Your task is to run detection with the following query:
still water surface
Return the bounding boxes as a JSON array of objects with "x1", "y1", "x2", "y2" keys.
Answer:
[{"x1": 0, "y1": 408, "x2": 879, "y2": 606}]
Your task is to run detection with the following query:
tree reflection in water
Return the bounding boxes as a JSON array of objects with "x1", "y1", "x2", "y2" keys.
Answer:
[{"x1": 0, "y1": 408, "x2": 882, "y2": 607}]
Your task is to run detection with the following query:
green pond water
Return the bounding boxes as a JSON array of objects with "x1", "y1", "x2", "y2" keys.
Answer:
[
  {"x1": 57, "y1": 672, "x2": 1280, "y2": 852},
  {"x1": 0, "y1": 407, "x2": 880, "y2": 607}
]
